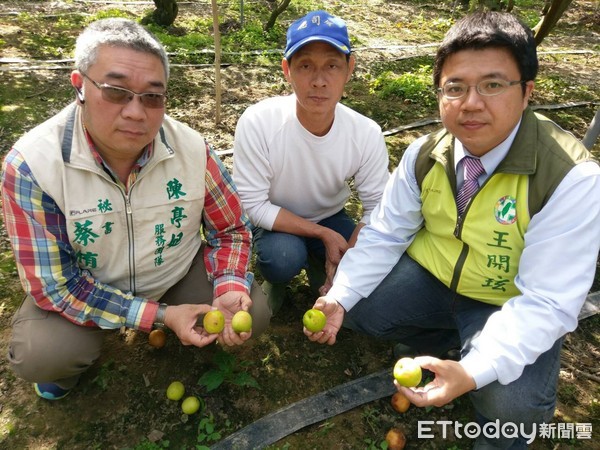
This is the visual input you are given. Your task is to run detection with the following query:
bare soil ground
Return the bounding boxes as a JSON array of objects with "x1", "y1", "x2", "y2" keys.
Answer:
[{"x1": 0, "y1": 1, "x2": 599, "y2": 449}]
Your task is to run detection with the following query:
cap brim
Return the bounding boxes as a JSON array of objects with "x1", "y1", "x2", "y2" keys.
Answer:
[{"x1": 284, "y1": 36, "x2": 351, "y2": 59}]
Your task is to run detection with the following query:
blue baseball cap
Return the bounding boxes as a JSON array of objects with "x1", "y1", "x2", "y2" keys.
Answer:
[{"x1": 284, "y1": 10, "x2": 351, "y2": 60}]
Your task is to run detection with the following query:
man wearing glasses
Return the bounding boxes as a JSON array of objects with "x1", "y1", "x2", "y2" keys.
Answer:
[
  {"x1": 1, "y1": 18, "x2": 270, "y2": 400},
  {"x1": 304, "y1": 11, "x2": 599, "y2": 448}
]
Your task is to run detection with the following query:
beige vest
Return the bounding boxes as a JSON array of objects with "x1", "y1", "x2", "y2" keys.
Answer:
[{"x1": 14, "y1": 104, "x2": 207, "y2": 299}]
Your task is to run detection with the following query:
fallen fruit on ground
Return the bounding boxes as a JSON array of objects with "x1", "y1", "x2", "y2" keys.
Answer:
[
  {"x1": 393, "y1": 357, "x2": 422, "y2": 387},
  {"x1": 203, "y1": 310, "x2": 225, "y2": 334},
  {"x1": 391, "y1": 391, "x2": 411, "y2": 413},
  {"x1": 181, "y1": 396, "x2": 201, "y2": 415},
  {"x1": 148, "y1": 328, "x2": 166, "y2": 348},
  {"x1": 231, "y1": 310, "x2": 253, "y2": 333},
  {"x1": 385, "y1": 428, "x2": 407, "y2": 450},
  {"x1": 303, "y1": 308, "x2": 327, "y2": 332},
  {"x1": 166, "y1": 381, "x2": 185, "y2": 401}
]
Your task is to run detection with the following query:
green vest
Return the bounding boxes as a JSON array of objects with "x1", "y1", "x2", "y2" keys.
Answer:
[{"x1": 406, "y1": 108, "x2": 596, "y2": 305}]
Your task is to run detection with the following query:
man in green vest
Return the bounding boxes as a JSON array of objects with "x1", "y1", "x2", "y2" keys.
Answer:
[{"x1": 304, "y1": 11, "x2": 600, "y2": 448}]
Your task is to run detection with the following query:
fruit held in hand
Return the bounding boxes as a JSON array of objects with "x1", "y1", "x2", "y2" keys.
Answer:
[
  {"x1": 393, "y1": 357, "x2": 422, "y2": 387},
  {"x1": 149, "y1": 328, "x2": 166, "y2": 348},
  {"x1": 390, "y1": 391, "x2": 411, "y2": 413},
  {"x1": 303, "y1": 308, "x2": 327, "y2": 332},
  {"x1": 203, "y1": 310, "x2": 225, "y2": 334},
  {"x1": 166, "y1": 381, "x2": 185, "y2": 401},
  {"x1": 231, "y1": 310, "x2": 253, "y2": 333},
  {"x1": 385, "y1": 428, "x2": 407, "y2": 450},
  {"x1": 181, "y1": 396, "x2": 202, "y2": 415}
]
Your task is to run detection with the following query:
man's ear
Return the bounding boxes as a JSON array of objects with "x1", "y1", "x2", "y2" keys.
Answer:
[
  {"x1": 70, "y1": 71, "x2": 85, "y2": 104},
  {"x1": 522, "y1": 80, "x2": 535, "y2": 110},
  {"x1": 282, "y1": 58, "x2": 292, "y2": 83},
  {"x1": 346, "y1": 54, "x2": 356, "y2": 83}
]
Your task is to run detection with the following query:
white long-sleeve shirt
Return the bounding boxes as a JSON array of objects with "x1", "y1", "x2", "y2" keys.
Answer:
[
  {"x1": 329, "y1": 124, "x2": 600, "y2": 389},
  {"x1": 232, "y1": 95, "x2": 390, "y2": 229}
]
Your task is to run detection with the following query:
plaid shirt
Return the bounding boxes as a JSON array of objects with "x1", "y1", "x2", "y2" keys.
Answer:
[{"x1": 1, "y1": 135, "x2": 252, "y2": 332}]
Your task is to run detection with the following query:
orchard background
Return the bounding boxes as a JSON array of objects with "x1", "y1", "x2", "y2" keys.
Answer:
[{"x1": 0, "y1": 0, "x2": 599, "y2": 448}]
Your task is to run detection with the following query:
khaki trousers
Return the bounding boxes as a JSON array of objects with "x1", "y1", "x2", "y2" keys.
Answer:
[{"x1": 8, "y1": 246, "x2": 270, "y2": 389}]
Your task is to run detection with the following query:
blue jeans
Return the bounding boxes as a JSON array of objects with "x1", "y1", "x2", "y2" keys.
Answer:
[
  {"x1": 252, "y1": 209, "x2": 357, "y2": 285},
  {"x1": 344, "y1": 253, "x2": 562, "y2": 449}
]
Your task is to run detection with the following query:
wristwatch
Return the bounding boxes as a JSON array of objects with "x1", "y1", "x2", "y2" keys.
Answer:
[{"x1": 153, "y1": 303, "x2": 168, "y2": 328}]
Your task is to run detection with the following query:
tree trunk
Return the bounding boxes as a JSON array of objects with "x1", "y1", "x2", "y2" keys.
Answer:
[
  {"x1": 582, "y1": 107, "x2": 600, "y2": 150},
  {"x1": 264, "y1": 0, "x2": 292, "y2": 31},
  {"x1": 532, "y1": 0, "x2": 573, "y2": 46},
  {"x1": 211, "y1": 0, "x2": 222, "y2": 124},
  {"x1": 152, "y1": 0, "x2": 178, "y2": 27}
]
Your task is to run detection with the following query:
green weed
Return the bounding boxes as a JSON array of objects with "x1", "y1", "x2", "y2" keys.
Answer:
[
  {"x1": 130, "y1": 439, "x2": 171, "y2": 449},
  {"x1": 588, "y1": 397, "x2": 600, "y2": 419},
  {"x1": 535, "y1": 74, "x2": 595, "y2": 102},
  {"x1": 90, "y1": 359, "x2": 121, "y2": 391},
  {"x1": 364, "y1": 437, "x2": 389, "y2": 449},
  {"x1": 369, "y1": 65, "x2": 437, "y2": 106},
  {"x1": 362, "y1": 406, "x2": 382, "y2": 434},
  {"x1": 198, "y1": 349, "x2": 259, "y2": 391},
  {"x1": 89, "y1": 8, "x2": 134, "y2": 22},
  {"x1": 558, "y1": 382, "x2": 579, "y2": 405},
  {"x1": 195, "y1": 412, "x2": 225, "y2": 448}
]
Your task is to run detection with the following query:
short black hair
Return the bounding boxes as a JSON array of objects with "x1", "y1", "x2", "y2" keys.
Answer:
[{"x1": 433, "y1": 11, "x2": 538, "y2": 91}]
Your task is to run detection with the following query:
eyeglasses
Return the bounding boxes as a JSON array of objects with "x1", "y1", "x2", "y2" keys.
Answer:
[
  {"x1": 81, "y1": 73, "x2": 167, "y2": 109},
  {"x1": 438, "y1": 79, "x2": 524, "y2": 99}
]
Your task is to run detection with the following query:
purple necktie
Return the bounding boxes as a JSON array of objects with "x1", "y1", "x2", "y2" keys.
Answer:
[{"x1": 456, "y1": 156, "x2": 485, "y2": 215}]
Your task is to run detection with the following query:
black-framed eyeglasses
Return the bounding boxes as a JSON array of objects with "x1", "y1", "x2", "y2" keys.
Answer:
[
  {"x1": 437, "y1": 79, "x2": 524, "y2": 100},
  {"x1": 81, "y1": 73, "x2": 167, "y2": 109}
]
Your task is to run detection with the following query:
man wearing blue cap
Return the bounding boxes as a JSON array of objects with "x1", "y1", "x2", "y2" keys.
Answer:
[{"x1": 233, "y1": 11, "x2": 389, "y2": 313}]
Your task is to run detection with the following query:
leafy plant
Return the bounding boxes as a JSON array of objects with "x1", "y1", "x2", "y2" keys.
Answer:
[
  {"x1": 195, "y1": 413, "x2": 223, "y2": 449},
  {"x1": 362, "y1": 406, "x2": 382, "y2": 434},
  {"x1": 91, "y1": 359, "x2": 116, "y2": 390},
  {"x1": 364, "y1": 437, "x2": 389, "y2": 449},
  {"x1": 198, "y1": 349, "x2": 259, "y2": 391},
  {"x1": 130, "y1": 439, "x2": 171, "y2": 449}
]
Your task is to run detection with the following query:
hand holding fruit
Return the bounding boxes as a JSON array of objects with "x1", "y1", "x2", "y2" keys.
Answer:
[
  {"x1": 393, "y1": 357, "x2": 422, "y2": 387},
  {"x1": 231, "y1": 310, "x2": 252, "y2": 333},
  {"x1": 303, "y1": 308, "x2": 327, "y2": 332},
  {"x1": 394, "y1": 356, "x2": 477, "y2": 408},
  {"x1": 212, "y1": 291, "x2": 254, "y2": 346},
  {"x1": 203, "y1": 309, "x2": 225, "y2": 334},
  {"x1": 303, "y1": 296, "x2": 345, "y2": 346},
  {"x1": 160, "y1": 303, "x2": 218, "y2": 348}
]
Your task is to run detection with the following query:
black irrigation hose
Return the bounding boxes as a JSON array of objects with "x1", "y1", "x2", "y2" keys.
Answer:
[
  {"x1": 1, "y1": 48, "x2": 596, "y2": 68},
  {"x1": 210, "y1": 367, "x2": 397, "y2": 450},
  {"x1": 208, "y1": 293, "x2": 598, "y2": 449}
]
